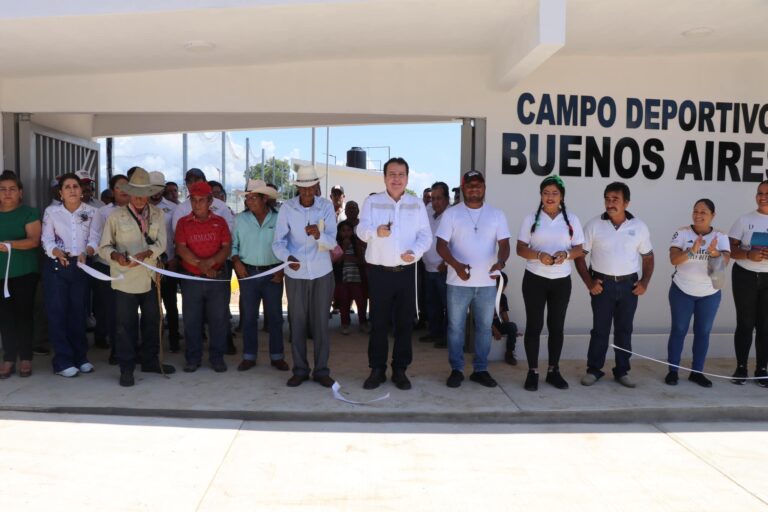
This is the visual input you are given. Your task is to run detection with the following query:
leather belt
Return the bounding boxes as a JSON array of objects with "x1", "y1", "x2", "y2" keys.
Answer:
[
  {"x1": 373, "y1": 264, "x2": 408, "y2": 273},
  {"x1": 591, "y1": 271, "x2": 637, "y2": 282},
  {"x1": 245, "y1": 263, "x2": 281, "y2": 272}
]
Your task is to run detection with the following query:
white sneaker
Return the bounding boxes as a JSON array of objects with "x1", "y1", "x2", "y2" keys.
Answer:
[
  {"x1": 79, "y1": 362, "x2": 95, "y2": 374},
  {"x1": 56, "y1": 367, "x2": 79, "y2": 378}
]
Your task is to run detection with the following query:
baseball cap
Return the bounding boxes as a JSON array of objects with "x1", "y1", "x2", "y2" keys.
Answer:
[
  {"x1": 75, "y1": 169, "x2": 93, "y2": 183},
  {"x1": 461, "y1": 170, "x2": 485, "y2": 185},
  {"x1": 188, "y1": 181, "x2": 212, "y2": 197},
  {"x1": 331, "y1": 185, "x2": 344, "y2": 194}
]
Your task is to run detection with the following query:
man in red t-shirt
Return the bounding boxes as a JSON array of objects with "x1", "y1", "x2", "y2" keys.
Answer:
[{"x1": 175, "y1": 181, "x2": 232, "y2": 373}]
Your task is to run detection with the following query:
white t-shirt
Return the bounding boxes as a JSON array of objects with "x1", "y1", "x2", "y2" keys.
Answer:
[
  {"x1": 517, "y1": 209, "x2": 585, "y2": 279},
  {"x1": 670, "y1": 226, "x2": 731, "y2": 296},
  {"x1": 422, "y1": 204, "x2": 446, "y2": 273},
  {"x1": 728, "y1": 211, "x2": 768, "y2": 273},
  {"x1": 435, "y1": 203, "x2": 511, "y2": 287},
  {"x1": 583, "y1": 213, "x2": 653, "y2": 276}
]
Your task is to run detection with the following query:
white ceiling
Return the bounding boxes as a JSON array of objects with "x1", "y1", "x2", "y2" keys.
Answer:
[{"x1": 0, "y1": 0, "x2": 765, "y2": 78}]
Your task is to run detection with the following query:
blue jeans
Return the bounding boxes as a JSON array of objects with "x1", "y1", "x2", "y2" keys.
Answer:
[
  {"x1": 180, "y1": 278, "x2": 230, "y2": 365},
  {"x1": 240, "y1": 266, "x2": 284, "y2": 361},
  {"x1": 667, "y1": 282, "x2": 721, "y2": 372},
  {"x1": 447, "y1": 285, "x2": 496, "y2": 372},
  {"x1": 586, "y1": 277, "x2": 638, "y2": 378},
  {"x1": 424, "y1": 271, "x2": 447, "y2": 338},
  {"x1": 42, "y1": 258, "x2": 90, "y2": 372}
]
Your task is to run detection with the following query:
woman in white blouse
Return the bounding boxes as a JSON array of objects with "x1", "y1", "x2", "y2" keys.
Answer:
[
  {"x1": 665, "y1": 199, "x2": 730, "y2": 388},
  {"x1": 516, "y1": 175, "x2": 584, "y2": 392},
  {"x1": 41, "y1": 173, "x2": 99, "y2": 377}
]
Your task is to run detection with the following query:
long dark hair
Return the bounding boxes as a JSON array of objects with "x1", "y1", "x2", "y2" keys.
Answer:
[
  {"x1": 530, "y1": 175, "x2": 574, "y2": 240},
  {"x1": 336, "y1": 219, "x2": 359, "y2": 252}
]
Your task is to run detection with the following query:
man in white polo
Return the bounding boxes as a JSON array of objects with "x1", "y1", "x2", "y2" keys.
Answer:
[
  {"x1": 356, "y1": 157, "x2": 431, "y2": 390},
  {"x1": 575, "y1": 181, "x2": 654, "y2": 388},
  {"x1": 436, "y1": 170, "x2": 510, "y2": 388}
]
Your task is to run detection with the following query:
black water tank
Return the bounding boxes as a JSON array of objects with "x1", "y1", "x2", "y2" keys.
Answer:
[{"x1": 346, "y1": 147, "x2": 367, "y2": 169}]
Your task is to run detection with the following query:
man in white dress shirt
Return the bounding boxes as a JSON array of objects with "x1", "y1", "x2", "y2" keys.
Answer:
[{"x1": 356, "y1": 157, "x2": 431, "y2": 390}]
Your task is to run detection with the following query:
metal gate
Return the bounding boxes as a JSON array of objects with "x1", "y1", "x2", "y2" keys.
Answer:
[{"x1": 17, "y1": 116, "x2": 99, "y2": 208}]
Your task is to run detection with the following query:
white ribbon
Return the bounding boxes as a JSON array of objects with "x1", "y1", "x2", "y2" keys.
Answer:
[
  {"x1": 77, "y1": 261, "x2": 124, "y2": 282},
  {"x1": 490, "y1": 270, "x2": 503, "y2": 318},
  {"x1": 129, "y1": 257, "x2": 289, "y2": 283},
  {"x1": 332, "y1": 381, "x2": 390, "y2": 405},
  {"x1": 2, "y1": 243, "x2": 10, "y2": 298},
  {"x1": 610, "y1": 344, "x2": 768, "y2": 381}
]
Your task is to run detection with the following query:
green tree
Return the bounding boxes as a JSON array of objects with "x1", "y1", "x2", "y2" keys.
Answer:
[{"x1": 245, "y1": 158, "x2": 295, "y2": 198}]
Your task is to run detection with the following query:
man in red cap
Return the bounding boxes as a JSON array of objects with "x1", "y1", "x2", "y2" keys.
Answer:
[{"x1": 174, "y1": 181, "x2": 232, "y2": 373}]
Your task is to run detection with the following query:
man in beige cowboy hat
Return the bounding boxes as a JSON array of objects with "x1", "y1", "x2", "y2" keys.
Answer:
[
  {"x1": 273, "y1": 165, "x2": 337, "y2": 388},
  {"x1": 99, "y1": 167, "x2": 176, "y2": 387},
  {"x1": 233, "y1": 179, "x2": 288, "y2": 372}
]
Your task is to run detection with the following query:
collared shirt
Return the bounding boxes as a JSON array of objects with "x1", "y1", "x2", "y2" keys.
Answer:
[
  {"x1": 356, "y1": 191, "x2": 431, "y2": 267},
  {"x1": 98, "y1": 204, "x2": 167, "y2": 294},
  {"x1": 171, "y1": 196, "x2": 234, "y2": 234},
  {"x1": 422, "y1": 204, "x2": 446, "y2": 273},
  {"x1": 517, "y1": 209, "x2": 585, "y2": 279},
  {"x1": 435, "y1": 202, "x2": 511, "y2": 288},
  {"x1": 175, "y1": 212, "x2": 231, "y2": 276},
  {"x1": 272, "y1": 195, "x2": 336, "y2": 280},
  {"x1": 41, "y1": 202, "x2": 100, "y2": 259},
  {"x1": 90, "y1": 203, "x2": 118, "y2": 265},
  {"x1": 155, "y1": 197, "x2": 177, "y2": 259},
  {"x1": 232, "y1": 209, "x2": 280, "y2": 266},
  {"x1": 583, "y1": 212, "x2": 653, "y2": 276}
]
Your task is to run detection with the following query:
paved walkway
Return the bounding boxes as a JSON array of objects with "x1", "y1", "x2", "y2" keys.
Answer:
[
  {"x1": 1, "y1": 322, "x2": 766, "y2": 423},
  {"x1": 0, "y1": 413, "x2": 766, "y2": 511}
]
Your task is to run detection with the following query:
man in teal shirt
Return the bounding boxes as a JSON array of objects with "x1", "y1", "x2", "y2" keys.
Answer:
[{"x1": 232, "y1": 180, "x2": 288, "y2": 372}]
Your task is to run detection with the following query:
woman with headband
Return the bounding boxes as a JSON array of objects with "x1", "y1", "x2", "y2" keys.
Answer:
[{"x1": 516, "y1": 175, "x2": 584, "y2": 391}]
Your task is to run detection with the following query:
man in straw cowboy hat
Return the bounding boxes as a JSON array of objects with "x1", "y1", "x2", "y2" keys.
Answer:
[
  {"x1": 233, "y1": 179, "x2": 288, "y2": 372},
  {"x1": 272, "y1": 165, "x2": 337, "y2": 388},
  {"x1": 98, "y1": 167, "x2": 176, "y2": 387}
]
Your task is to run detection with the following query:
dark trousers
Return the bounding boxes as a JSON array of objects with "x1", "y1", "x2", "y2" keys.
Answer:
[
  {"x1": 424, "y1": 270, "x2": 447, "y2": 338},
  {"x1": 43, "y1": 258, "x2": 90, "y2": 372},
  {"x1": 367, "y1": 264, "x2": 415, "y2": 370},
  {"x1": 586, "y1": 276, "x2": 638, "y2": 378},
  {"x1": 522, "y1": 271, "x2": 571, "y2": 369},
  {"x1": 0, "y1": 272, "x2": 39, "y2": 362},
  {"x1": 114, "y1": 287, "x2": 161, "y2": 372},
  {"x1": 160, "y1": 275, "x2": 180, "y2": 349},
  {"x1": 496, "y1": 320, "x2": 518, "y2": 353},
  {"x1": 91, "y1": 261, "x2": 116, "y2": 346},
  {"x1": 732, "y1": 264, "x2": 768, "y2": 369},
  {"x1": 334, "y1": 281, "x2": 367, "y2": 326},
  {"x1": 285, "y1": 273, "x2": 334, "y2": 377},
  {"x1": 240, "y1": 267, "x2": 284, "y2": 360},
  {"x1": 181, "y1": 279, "x2": 229, "y2": 365}
]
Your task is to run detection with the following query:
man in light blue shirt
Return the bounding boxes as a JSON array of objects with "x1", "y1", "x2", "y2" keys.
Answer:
[
  {"x1": 233, "y1": 180, "x2": 288, "y2": 373},
  {"x1": 272, "y1": 166, "x2": 337, "y2": 388}
]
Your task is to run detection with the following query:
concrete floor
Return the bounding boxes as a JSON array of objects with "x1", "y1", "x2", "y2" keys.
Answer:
[{"x1": 0, "y1": 412, "x2": 766, "y2": 511}]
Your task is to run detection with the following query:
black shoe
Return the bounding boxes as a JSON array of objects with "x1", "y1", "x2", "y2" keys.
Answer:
[
  {"x1": 363, "y1": 368, "x2": 387, "y2": 390},
  {"x1": 183, "y1": 363, "x2": 200, "y2": 373},
  {"x1": 524, "y1": 370, "x2": 538, "y2": 391},
  {"x1": 141, "y1": 363, "x2": 176, "y2": 375},
  {"x1": 469, "y1": 371, "x2": 497, "y2": 388},
  {"x1": 665, "y1": 371, "x2": 679, "y2": 385},
  {"x1": 688, "y1": 371, "x2": 712, "y2": 388},
  {"x1": 731, "y1": 366, "x2": 748, "y2": 385},
  {"x1": 211, "y1": 361, "x2": 228, "y2": 373},
  {"x1": 446, "y1": 370, "x2": 464, "y2": 388},
  {"x1": 119, "y1": 370, "x2": 135, "y2": 387},
  {"x1": 32, "y1": 346, "x2": 50, "y2": 356},
  {"x1": 504, "y1": 351, "x2": 517, "y2": 366},
  {"x1": 391, "y1": 368, "x2": 412, "y2": 390},
  {"x1": 313, "y1": 375, "x2": 335, "y2": 388},
  {"x1": 286, "y1": 374, "x2": 309, "y2": 387},
  {"x1": 545, "y1": 369, "x2": 569, "y2": 389},
  {"x1": 755, "y1": 368, "x2": 768, "y2": 388}
]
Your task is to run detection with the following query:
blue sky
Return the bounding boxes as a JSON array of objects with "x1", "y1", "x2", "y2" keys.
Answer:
[{"x1": 98, "y1": 121, "x2": 462, "y2": 198}]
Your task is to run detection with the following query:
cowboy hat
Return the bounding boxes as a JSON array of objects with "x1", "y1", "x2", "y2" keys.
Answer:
[
  {"x1": 117, "y1": 167, "x2": 165, "y2": 197},
  {"x1": 291, "y1": 164, "x2": 324, "y2": 188},
  {"x1": 149, "y1": 171, "x2": 166, "y2": 186},
  {"x1": 240, "y1": 179, "x2": 278, "y2": 199}
]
